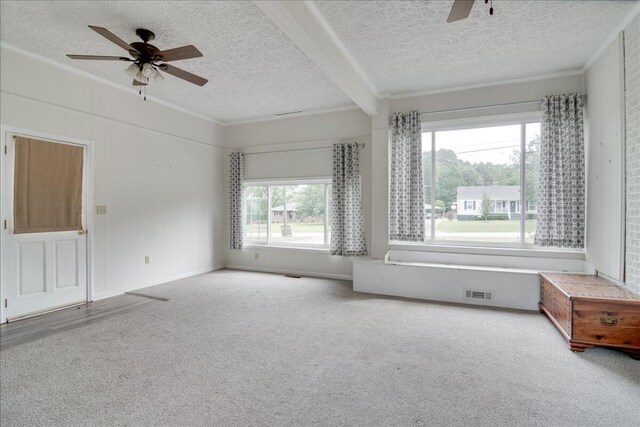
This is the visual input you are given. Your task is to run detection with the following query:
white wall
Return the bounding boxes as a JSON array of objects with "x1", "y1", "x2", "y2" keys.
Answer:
[
  {"x1": 0, "y1": 44, "x2": 226, "y2": 302},
  {"x1": 226, "y1": 108, "x2": 370, "y2": 147},
  {"x1": 390, "y1": 73, "x2": 585, "y2": 120},
  {"x1": 624, "y1": 11, "x2": 640, "y2": 294},
  {"x1": 584, "y1": 34, "x2": 626, "y2": 281},
  {"x1": 224, "y1": 109, "x2": 371, "y2": 279}
]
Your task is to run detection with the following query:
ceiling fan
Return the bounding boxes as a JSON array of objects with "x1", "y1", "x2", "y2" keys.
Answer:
[
  {"x1": 67, "y1": 25, "x2": 208, "y2": 93},
  {"x1": 447, "y1": 0, "x2": 494, "y2": 23}
]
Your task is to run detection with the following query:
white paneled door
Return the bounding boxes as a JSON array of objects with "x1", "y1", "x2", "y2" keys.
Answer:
[{"x1": 3, "y1": 134, "x2": 88, "y2": 320}]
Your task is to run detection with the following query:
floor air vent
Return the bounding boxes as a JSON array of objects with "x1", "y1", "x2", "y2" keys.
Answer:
[{"x1": 464, "y1": 289, "x2": 492, "y2": 301}]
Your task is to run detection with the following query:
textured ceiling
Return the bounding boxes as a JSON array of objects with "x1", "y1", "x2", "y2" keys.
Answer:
[
  {"x1": 0, "y1": 1, "x2": 354, "y2": 123},
  {"x1": 1, "y1": 1, "x2": 636, "y2": 123},
  {"x1": 315, "y1": 0, "x2": 636, "y2": 95}
]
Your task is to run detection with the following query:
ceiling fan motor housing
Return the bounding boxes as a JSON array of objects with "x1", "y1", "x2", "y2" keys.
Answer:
[
  {"x1": 135, "y1": 28, "x2": 155, "y2": 42},
  {"x1": 129, "y1": 42, "x2": 162, "y2": 64}
]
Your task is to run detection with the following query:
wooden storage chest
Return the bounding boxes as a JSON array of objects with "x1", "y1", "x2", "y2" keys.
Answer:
[{"x1": 539, "y1": 273, "x2": 640, "y2": 359}]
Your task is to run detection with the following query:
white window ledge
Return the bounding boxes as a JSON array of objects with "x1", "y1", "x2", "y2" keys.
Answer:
[
  {"x1": 242, "y1": 244, "x2": 330, "y2": 253},
  {"x1": 389, "y1": 242, "x2": 585, "y2": 260}
]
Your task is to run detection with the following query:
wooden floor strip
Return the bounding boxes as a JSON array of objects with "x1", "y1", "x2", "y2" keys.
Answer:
[
  {"x1": 0, "y1": 295, "x2": 156, "y2": 351},
  {"x1": 125, "y1": 291, "x2": 170, "y2": 301}
]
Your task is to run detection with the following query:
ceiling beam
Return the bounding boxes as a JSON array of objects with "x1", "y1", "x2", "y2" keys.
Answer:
[{"x1": 254, "y1": 0, "x2": 379, "y2": 116}]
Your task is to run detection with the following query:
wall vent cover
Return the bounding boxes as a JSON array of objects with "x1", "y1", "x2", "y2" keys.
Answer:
[
  {"x1": 464, "y1": 289, "x2": 493, "y2": 301},
  {"x1": 271, "y1": 110, "x2": 304, "y2": 117}
]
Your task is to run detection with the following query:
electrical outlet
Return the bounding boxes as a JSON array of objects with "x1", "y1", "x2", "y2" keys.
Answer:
[
  {"x1": 96, "y1": 205, "x2": 107, "y2": 215},
  {"x1": 144, "y1": 256, "x2": 150, "y2": 264},
  {"x1": 254, "y1": 253, "x2": 259, "y2": 260}
]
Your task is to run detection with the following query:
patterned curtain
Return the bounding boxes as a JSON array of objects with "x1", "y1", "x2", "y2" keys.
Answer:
[
  {"x1": 389, "y1": 111, "x2": 425, "y2": 241},
  {"x1": 535, "y1": 93, "x2": 585, "y2": 248},
  {"x1": 330, "y1": 143, "x2": 367, "y2": 256},
  {"x1": 229, "y1": 152, "x2": 244, "y2": 250}
]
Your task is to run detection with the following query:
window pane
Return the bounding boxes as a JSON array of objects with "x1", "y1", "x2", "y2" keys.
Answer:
[
  {"x1": 434, "y1": 124, "x2": 522, "y2": 243},
  {"x1": 271, "y1": 184, "x2": 326, "y2": 245},
  {"x1": 525, "y1": 123, "x2": 541, "y2": 244},
  {"x1": 244, "y1": 185, "x2": 268, "y2": 243}
]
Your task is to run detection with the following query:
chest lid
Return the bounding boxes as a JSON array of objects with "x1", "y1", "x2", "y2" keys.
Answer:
[{"x1": 540, "y1": 273, "x2": 640, "y2": 302}]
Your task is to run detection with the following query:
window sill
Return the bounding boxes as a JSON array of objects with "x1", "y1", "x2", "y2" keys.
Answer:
[
  {"x1": 243, "y1": 244, "x2": 330, "y2": 253},
  {"x1": 388, "y1": 242, "x2": 585, "y2": 260}
]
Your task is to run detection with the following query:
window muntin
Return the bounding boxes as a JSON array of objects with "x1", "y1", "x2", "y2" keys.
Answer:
[
  {"x1": 243, "y1": 180, "x2": 330, "y2": 247},
  {"x1": 418, "y1": 118, "x2": 541, "y2": 247}
]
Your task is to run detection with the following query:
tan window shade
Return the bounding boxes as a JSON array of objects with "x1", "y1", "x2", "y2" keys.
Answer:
[{"x1": 14, "y1": 136, "x2": 84, "y2": 234}]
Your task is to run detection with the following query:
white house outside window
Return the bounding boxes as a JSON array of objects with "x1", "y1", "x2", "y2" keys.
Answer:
[{"x1": 419, "y1": 116, "x2": 541, "y2": 246}]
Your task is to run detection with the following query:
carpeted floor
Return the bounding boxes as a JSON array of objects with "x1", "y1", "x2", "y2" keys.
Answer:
[{"x1": 1, "y1": 269, "x2": 639, "y2": 426}]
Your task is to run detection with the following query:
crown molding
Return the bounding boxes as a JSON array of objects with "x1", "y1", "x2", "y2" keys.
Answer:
[
  {"x1": 0, "y1": 41, "x2": 227, "y2": 127},
  {"x1": 388, "y1": 69, "x2": 584, "y2": 100},
  {"x1": 581, "y1": 1, "x2": 640, "y2": 72}
]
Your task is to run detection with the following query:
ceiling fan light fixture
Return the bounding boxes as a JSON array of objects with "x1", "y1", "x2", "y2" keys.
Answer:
[
  {"x1": 124, "y1": 63, "x2": 139, "y2": 78},
  {"x1": 142, "y1": 62, "x2": 156, "y2": 78},
  {"x1": 134, "y1": 69, "x2": 147, "y2": 83},
  {"x1": 153, "y1": 70, "x2": 165, "y2": 83}
]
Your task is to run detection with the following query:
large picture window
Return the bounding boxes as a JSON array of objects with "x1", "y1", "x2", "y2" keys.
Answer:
[
  {"x1": 244, "y1": 179, "x2": 331, "y2": 247},
  {"x1": 420, "y1": 117, "x2": 541, "y2": 246}
]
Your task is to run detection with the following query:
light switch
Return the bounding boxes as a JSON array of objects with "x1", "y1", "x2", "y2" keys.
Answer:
[{"x1": 96, "y1": 205, "x2": 107, "y2": 215}]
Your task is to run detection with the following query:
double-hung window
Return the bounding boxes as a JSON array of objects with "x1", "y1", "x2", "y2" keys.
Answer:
[
  {"x1": 420, "y1": 115, "x2": 541, "y2": 246},
  {"x1": 243, "y1": 179, "x2": 331, "y2": 248}
]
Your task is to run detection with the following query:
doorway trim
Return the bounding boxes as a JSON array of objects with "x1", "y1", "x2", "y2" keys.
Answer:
[{"x1": 0, "y1": 125, "x2": 94, "y2": 323}]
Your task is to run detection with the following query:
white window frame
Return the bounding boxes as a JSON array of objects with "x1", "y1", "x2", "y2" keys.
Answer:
[
  {"x1": 415, "y1": 112, "x2": 550, "y2": 250},
  {"x1": 243, "y1": 177, "x2": 331, "y2": 250}
]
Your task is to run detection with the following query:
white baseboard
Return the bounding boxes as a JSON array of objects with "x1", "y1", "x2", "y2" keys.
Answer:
[
  {"x1": 224, "y1": 264, "x2": 352, "y2": 281},
  {"x1": 92, "y1": 265, "x2": 223, "y2": 301}
]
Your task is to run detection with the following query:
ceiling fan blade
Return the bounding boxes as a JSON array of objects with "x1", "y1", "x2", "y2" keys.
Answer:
[
  {"x1": 67, "y1": 54, "x2": 131, "y2": 61},
  {"x1": 158, "y1": 45, "x2": 203, "y2": 62},
  {"x1": 132, "y1": 79, "x2": 147, "y2": 86},
  {"x1": 158, "y1": 64, "x2": 208, "y2": 86},
  {"x1": 447, "y1": 0, "x2": 475, "y2": 23},
  {"x1": 88, "y1": 25, "x2": 139, "y2": 53}
]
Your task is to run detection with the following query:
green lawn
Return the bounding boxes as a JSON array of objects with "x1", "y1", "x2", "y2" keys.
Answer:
[
  {"x1": 436, "y1": 219, "x2": 537, "y2": 233},
  {"x1": 246, "y1": 222, "x2": 326, "y2": 233}
]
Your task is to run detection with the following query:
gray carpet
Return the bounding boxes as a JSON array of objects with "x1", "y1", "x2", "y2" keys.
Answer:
[{"x1": 1, "y1": 269, "x2": 639, "y2": 426}]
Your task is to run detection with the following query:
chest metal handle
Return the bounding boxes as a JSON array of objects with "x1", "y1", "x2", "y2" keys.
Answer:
[{"x1": 600, "y1": 317, "x2": 617, "y2": 327}]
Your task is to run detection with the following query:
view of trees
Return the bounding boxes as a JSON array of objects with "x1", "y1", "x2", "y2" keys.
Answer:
[
  {"x1": 480, "y1": 193, "x2": 492, "y2": 220},
  {"x1": 271, "y1": 185, "x2": 326, "y2": 220},
  {"x1": 244, "y1": 184, "x2": 327, "y2": 224},
  {"x1": 422, "y1": 133, "x2": 540, "y2": 211}
]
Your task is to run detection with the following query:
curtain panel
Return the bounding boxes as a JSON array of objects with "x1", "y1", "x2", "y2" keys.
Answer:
[
  {"x1": 229, "y1": 152, "x2": 244, "y2": 250},
  {"x1": 330, "y1": 143, "x2": 367, "y2": 256},
  {"x1": 535, "y1": 93, "x2": 585, "y2": 248},
  {"x1": 389, "y1": 111, "x2": 425, "y2": 242}
]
